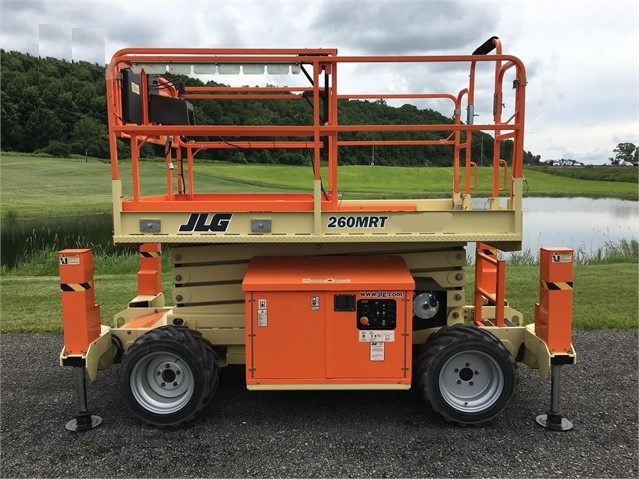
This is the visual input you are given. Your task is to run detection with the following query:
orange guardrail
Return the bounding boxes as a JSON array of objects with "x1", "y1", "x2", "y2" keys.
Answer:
[{"x1": 105, "y1": 37, "x2": 526, "y2": 213}]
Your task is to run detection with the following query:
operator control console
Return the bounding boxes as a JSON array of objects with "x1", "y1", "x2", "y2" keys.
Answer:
[{"x1": 334, "y1": 295, "x2": 397, "y2": 329}]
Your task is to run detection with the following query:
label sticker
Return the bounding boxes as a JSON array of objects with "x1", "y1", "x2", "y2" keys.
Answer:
[
  {"x1": 131, "y1": 82, "x2": 140, "y2": 95},
  {"x1": 370, "y1": 342, "x2": 385, "y2": 361},
  {"x1": 258, "y1": 299, "x2": 267, "y2": 309},
  {"x1": 310, "y1": 296, "x2": 320, "y2": 310},
  {"x1": 59, "y1": 255, "x2": 80, "y2": 265},
  {"x1": 257, "y1": 309, "x2": 268, "y2": 327},
  {"x1": 552, "y1": 253, "x2": 573, "y2": 263},
  {"x1": 359, "y1": 330, "x2": 395, "y2": 343}
]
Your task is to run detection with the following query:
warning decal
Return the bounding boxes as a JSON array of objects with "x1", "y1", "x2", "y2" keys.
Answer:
[
  {"x1": 59, "y1": 255, "x2": 81, "y2": 265},
  {"x1": 541, "y1": 280, "x2": 573, "y2": 291},
  {"x1": 60, "y1": 281, "x2": 93, "y2": 292},
  {"x1": 359, "y1": 330, "x2": 395, "y2": 343},
  {"x1": 552, "y1": 253, "x2": 573, "y2": 263},
  {"x1": 257, "y1": 298, "x2": 268, "y2": 326},
  {"x1": 370, "y1": 342, "x2": 384, "y2": 361}
]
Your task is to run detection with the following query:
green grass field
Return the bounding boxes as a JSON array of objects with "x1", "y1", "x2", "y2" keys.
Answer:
[
  {"x1": 1, "y1": 155, "x2": 637, "y2": 217},
  {"x1": 1, "y1": 263, "x2": 636, "y2": 333},
  {"x1": 1, "y1": 154, "x2": 637, "y2": 333}
]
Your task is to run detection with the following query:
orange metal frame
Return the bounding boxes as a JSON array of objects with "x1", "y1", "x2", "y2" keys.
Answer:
[
  {"x1": 535, "y1": 248, "x2": 574, "y2": 353},
  {"x1": 474, "y1": 242, "x2": 506, "y2": 327},
  {"x1": 59, "y1": 250, "x2": 101, "y2": 355},
  {"x1": 105, "y1": 39, "x2": 526, "y2": 213}
]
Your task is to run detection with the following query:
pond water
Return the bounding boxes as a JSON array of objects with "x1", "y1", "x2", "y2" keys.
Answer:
[
  {"x1": 518, "y1": 197, "x2": 638, "y2": 255},
  {"x1": 1, "y1": 197, "x2": 637, "y2": 269}
]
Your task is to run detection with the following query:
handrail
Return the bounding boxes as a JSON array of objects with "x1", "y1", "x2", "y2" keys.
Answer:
[
  {"x1": 105, "y1": 42, "x2": 526, "y2": 212},
  {"x1": 469, "y1": 162, "x2": 478, "y2": 191},
  {"x1": 498, "y1": 159, "x2": 508, "y2": 192}
]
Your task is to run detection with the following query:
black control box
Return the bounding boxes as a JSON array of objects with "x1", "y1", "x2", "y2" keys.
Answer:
[{"x1": 356, "y1": 299, "x2": 396, "y2": 330}]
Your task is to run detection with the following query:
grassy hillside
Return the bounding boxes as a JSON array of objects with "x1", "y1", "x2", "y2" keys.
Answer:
[{"x1": 1, "y1": 155, "x2": 637, "y2": 218}]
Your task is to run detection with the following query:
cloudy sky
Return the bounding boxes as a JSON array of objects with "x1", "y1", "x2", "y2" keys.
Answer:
[{"x1": 1, "y1": 0, "x2": 637, "y2": 164}]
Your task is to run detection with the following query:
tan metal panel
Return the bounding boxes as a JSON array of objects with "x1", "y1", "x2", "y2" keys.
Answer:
[
  {"x1": 115, "y1": 208, "x2": 522, "y2": 245},
  {"x1": 173, "y1": 282, "x2": 243, "y2": 304},
  {"x1": 173, "y1": 263, "x2": 248, "y2": 285},
  {"x1": 168, "y1": 312, "x2": 244, "y2": 328},
  {"x1": 201, "y1": 328, "x2": 245, "y2": 346},
  {"x1": 116, "y1": 232, "x2": 522, "y2": 244},
  {"x1": 171, "y1": 242, "x2": 467, "y2": 264},
  {"x1": 169, "y1": 303, "x2": 244, "y2": 315},
  {"x1": 401, "y1": 249, "x2": 466, "y2": 270},
  {"x1": 225, "y1": 345, "x2": 246, "y2": 365},
  {"x1": 247, "y1": 384, "x2": 410, "y2": 390}
]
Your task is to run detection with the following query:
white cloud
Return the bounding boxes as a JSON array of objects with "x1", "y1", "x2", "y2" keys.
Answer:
[
  {"x1": 496, "y1": 1, "x2": 639, "y2": 163},
  {"x1": 0, "y1": 0, "x2": 637, "y2": 164}
]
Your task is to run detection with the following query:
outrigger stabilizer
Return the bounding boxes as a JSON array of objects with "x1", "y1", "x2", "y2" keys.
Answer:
[
  {"x1": 533, "y1": 248, "x2": 575, "y2": 431},
  {"x1": 58, "y1": 249, "x2": 105, "y2": 432}
]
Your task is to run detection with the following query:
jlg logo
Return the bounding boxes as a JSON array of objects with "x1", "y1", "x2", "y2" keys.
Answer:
[{"x1": 178, "y1": 213, "x2": 232, "y2": 233}]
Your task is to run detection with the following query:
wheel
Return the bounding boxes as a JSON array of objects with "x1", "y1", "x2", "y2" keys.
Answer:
[
  {"x1": 417, "y1": 324, "x2": 518, "y2": 425},
  {"x1": 118, "y1": 325, "x2": 218, "y2": 426}
]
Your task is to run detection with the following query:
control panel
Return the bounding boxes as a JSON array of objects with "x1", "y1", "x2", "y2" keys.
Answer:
[{"x1": 356, "y1": 299, "x2": 397, "y2": 330}]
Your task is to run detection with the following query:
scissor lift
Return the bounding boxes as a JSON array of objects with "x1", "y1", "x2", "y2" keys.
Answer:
[{"x1": 59, "y1": 37, "x2": 575, "y2": 431}]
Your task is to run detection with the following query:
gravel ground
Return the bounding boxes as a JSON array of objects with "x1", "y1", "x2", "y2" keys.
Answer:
[{"x1": 1, "y1": 330, "x2": 637, "y2": 479}]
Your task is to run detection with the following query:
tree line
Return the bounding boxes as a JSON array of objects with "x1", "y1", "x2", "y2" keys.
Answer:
[
  {"x1": 609, "y1": 143, "x2": 638, "y2": 166},
  {"x1": 2, "y1": 49, "x2": 536, "y2": 166}
]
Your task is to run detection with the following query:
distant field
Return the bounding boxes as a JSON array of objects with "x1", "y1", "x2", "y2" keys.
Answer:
[
  {"x1": 1, "y1": 155, "x2": 637, "y2": 217},
  {"x1": 534, "y1": 165, "x2": 638, "y2": 183}
]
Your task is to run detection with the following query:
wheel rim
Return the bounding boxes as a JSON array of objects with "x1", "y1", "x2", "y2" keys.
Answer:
[
  {"x1": 438, "y1": 349, "x2": 504, "y2": 413},
  {"x1": 130, "y1": 351, "x2": 195, "y2": 415}
]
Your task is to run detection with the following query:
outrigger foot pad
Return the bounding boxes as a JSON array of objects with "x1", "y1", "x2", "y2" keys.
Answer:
[
  {"x1": 65, "y1": 413, "x2": 103, "y2": 432},
  {"x1": 65, "y1": 366, "x2": 103, "y2": 432},
  {"x1": 535, "y1": 363, "x2": 573, "y2": 432},
  {"x1": 535, "y1": 413, "x2": 573, "y2": 431}
]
